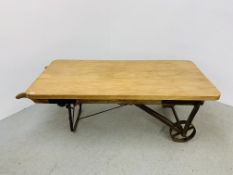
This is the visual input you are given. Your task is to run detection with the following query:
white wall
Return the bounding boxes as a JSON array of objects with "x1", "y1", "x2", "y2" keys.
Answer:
[{"x1": 1, "y1": 0, "x2": 233, "y2": 120}]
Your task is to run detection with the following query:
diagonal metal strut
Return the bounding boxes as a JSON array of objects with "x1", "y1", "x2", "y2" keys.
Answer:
[{"x1": 135, "y1": 104, "x2": 181, "y2": 132}]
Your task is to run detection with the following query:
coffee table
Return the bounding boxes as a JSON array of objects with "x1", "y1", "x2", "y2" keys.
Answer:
[{"x1": 16, "y1": 60, "x2": 220, "y2": 142}]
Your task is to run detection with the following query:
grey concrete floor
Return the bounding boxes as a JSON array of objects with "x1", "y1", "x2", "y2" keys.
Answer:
[{"x1": 0, "y1": 102, "x2": 232, "y2": 175}]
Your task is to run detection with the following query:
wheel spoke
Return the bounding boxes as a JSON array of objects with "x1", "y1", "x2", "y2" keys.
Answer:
[{"x1": 170, "y1": 120, "x2": 196, "y2": 142}]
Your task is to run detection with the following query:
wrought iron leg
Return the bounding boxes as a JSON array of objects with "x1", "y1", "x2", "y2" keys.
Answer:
[
  {"x1": 52, "y1": 99, "x2": 203, "y2": 142},
  {"x1": 66, "y1": 103, "x2": 82, "y2": 132},
  {"x1": 136, "y1": 101, "x2": 203, "y2": 142},
  {"x1": 64, "y1": 103, "x2": 125, "y2": 132},
  {"x1": 168, "y1": 104, "x2": 201, "y2": 142}
]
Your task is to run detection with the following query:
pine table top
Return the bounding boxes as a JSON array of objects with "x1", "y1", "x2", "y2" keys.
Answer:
[{"x1": 18, "y1": 60, "x2": 220, "y2": 102}]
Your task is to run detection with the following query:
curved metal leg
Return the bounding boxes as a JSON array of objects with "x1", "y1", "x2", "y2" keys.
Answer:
[
  {"x1": 54, "y1": 99, "x2": 203, "y2": 142},
  {"x1": 136, "y1": 101, "x2": 203, "y2": 142},
  {"x1": 168, "y1": 104, "x2": 201, "y2": 142}
]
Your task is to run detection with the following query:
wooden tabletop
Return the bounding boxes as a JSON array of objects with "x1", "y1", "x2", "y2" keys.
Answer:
[{"x1": 18, "y1": 60, "x2": 220, "y2": 102}]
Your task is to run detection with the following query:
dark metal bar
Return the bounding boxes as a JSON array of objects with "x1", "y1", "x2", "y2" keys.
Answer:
[
  {"x1": 80, "y1": 105, "x2": 126, "y2": 120},
  {"x1": 135, "y1": 104, "x2": 181, "y2": 132},
  {"x1": 162, "y1": 100, "x2": 204, "y2": 106},
  {"x1": 66, "y1": 103, "x2": 82, "y2": 132},
  {"x1": 67, "y1": 104, "x2": 74, "y2": 131},
  {"x1": 73, "y1": 104, "x2": 82, "y2": 131},
  {"x1": 171, "y1": 106, "x2": 180, "y2": 123},
  {"x1": 49, "y1": 99, "x2": 76, "y2": 107},
  {"x1": 182, "y1": 103, "x2": 201, "y2": 135}
]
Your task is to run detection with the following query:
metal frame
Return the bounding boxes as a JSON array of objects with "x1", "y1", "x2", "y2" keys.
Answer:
[
  {"x1": 66, "y1": 103, "x2": 82, "y2": 132},
  {"x1": 136, "y1": 100, "x2": 203, "y2": 142},
  {"x1": 66, "y1": 103, "x2": 125, "y2": 132},
  {"x1": 52, "y1": 100, "x2": 204, "y2": 142}
]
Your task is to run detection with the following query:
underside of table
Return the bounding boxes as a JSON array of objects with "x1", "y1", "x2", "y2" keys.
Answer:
[{"x1": 48, "y1": 99, "x2": 203, "y2": 142}]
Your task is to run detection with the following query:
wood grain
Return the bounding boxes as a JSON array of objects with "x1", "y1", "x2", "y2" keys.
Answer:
[{"x1": 20, "y1": 60, "x2": 220, "y2": 102}]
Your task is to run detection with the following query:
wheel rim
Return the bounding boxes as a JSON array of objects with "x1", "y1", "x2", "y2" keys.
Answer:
[{"x1": 169, "y1": 120, "x2": 196, "y2": 142}]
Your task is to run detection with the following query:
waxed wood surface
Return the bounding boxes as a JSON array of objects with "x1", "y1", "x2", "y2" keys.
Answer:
[{"x1": 23, "y1": 60, "x2": 220, "y2": 102}]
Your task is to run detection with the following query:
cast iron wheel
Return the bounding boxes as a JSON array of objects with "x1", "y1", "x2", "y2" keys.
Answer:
[{"x1": 169, "y1": 120, "x2": 196, "y2": 142}]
